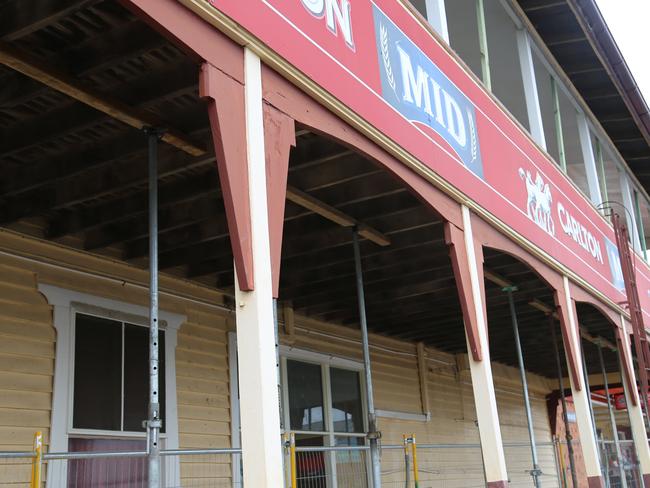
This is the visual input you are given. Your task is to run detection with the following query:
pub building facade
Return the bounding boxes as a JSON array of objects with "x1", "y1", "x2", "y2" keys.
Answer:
[{"x1": 1, "y1": 0, "x2": 650, "y2": 487}]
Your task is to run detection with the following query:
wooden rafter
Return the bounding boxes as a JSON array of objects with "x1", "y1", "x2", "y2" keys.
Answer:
[
  {"x1": 0, "y1": 0, "x2": 99, "y2": 41},
  {"x1": 287, "y1": 186, "x2": 390, "y2": 247},
  {"x1": 0, "y1": 41, "x2": 205, "y2": 156}
]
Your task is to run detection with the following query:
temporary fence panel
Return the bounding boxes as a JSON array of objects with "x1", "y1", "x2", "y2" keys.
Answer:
[
  {"x1": 286, "y1": 444, "x2": 369, "y2": 488},
  {"x1": 409, "y1": 443, "x2": 485, "y2": 487},
  {"x1": 381, "y1": 440, "x2": 485, "y2": 488},
  {"x1": 503, "y1": 441, "x2": 561, "y2": 488},
  {"x1": 0, "y1": 451, "x2": 36, "y2": 486},
  {"x1": 40, "y1": 447, "x2": 240, "y2": 488},
  {"x1": 163, "y1": 450, "x2": 240, "y2": 488},
  {"x1": 600, "y1": 439, "x2": 642, "y2": 488}
]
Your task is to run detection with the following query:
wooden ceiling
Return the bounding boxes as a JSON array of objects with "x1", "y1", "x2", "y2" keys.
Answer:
[{"x1": 0, "y1": 0, "x2": 622, "y2": 379}]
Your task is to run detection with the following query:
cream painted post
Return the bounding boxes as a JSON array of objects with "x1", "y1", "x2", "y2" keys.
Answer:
[
  {"x1": 619, "y1": 172, "x2": 642, "y2": 252},
  {"x1": 561, "y1": 277, "x2": 604, "y2": 485},
  {"x1": 577, "y1": 113, "x2": 603, "y2": 208},
  {"x1": 461, "y1": 206, "x2": 509, "y2": 486},
  {"x1": 516, "y1": 29, "x2": 546, "y2": 151},
  {"x1": 424, "y1": 0, "x2": 449, "y2": 43},
  {"x1": 234, "y1": 48, "x2": 284, "y2": 488},
  {"x1": 618, "y1": 315, "x2": 650, "y2": 485}
]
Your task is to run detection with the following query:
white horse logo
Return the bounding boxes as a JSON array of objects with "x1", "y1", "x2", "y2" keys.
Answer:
[{"x1": 518, "y1": 167, "x2": 555, "y2": 236}]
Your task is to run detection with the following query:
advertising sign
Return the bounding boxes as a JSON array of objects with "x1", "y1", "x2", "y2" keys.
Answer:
[{"x1": 206, "y1": 0, "x2": 650, "y2": 315}]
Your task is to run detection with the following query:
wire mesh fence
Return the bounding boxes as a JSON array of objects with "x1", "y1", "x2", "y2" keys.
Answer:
[
  {"x1": 285, "y1": 443, "x2": 370, "y2": 488},
  {"x1": 6, "y1": 432, "x2": 649, "y2": 487},
  {"x1": 502, "y1": 441, "x2": 562, "y2": 487},
  {"x1": 0, "y1": 450, "x2": 37, "y2": 486},
  {"x1": 42, "y1": 448, "x2": 242, "y2": 488},
  {"x1": 398, "y1": 442, "x2": 486, "y2": 488},
  {"x1": 599, "y1": 439, "x2": 642, "y2": 488}
]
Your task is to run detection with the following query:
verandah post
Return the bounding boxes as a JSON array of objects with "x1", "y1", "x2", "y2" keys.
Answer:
[
  {"x1": 617, "y1": 317, "x2": 650, "y2": 486},
  {"x1": 556, "y1": 278, "x2": 605, "y2": 487},
  {"x1": 445, "y1": 206, "x2": 510, "y2": 487},
  {"x1": 232, "y1": 48, "x2": 285, "y2": 487}
]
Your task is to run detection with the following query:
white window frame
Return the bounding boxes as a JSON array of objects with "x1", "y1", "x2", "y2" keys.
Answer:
[
  {"x1": 228, "y1": 338, "x2": 369, "y2": 488},
  {"x1": 280, "y1": 346, "x2": 369, "y2": 488},
  {"x1": 40, "y1": 284, "x2": 185, "y2": 488}
]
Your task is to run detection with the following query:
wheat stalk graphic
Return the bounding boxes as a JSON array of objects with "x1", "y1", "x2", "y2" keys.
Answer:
[{"x1": 380, "y1": 23, "x2": 396, "y2": 95}]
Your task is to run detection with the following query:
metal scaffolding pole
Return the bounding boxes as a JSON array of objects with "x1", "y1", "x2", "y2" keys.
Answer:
[
  {"x1": 549, "y1": 315, "x2": 579, "y2": 488},
  {"x1": 597, "y1": 341, "x2": 628, "y2": 487},
  {"x1": 352, "y1": 229, "x2": 381, "y2": 488},
  {"x1": 580, "y1": 343, "x2": 601, "y2": 461},
  {"x1": 505, "y1": 287, "x2": 541, "y2": 488},
  {"x1": 146, "y1": 128, "x2": 163, "y2": 488}
]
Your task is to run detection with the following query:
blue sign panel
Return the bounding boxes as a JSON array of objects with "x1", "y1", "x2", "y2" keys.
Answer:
[
  {"x1": 604, "y1": 237, "x2": 625, "y2": 291},
  {"x1": 372, "y1": 5, "x2": 484, "y2": 179}
]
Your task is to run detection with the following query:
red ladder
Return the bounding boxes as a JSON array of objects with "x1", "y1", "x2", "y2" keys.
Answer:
[{"x1": 612, "y1": 213, "x2": 650, "y2": 413}]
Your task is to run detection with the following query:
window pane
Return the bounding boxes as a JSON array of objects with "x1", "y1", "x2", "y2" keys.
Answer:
[
  {"x1": 287, "y1": 360, "x2": 324, "y2": 431},
  {"x1": 330, "y1": 368, "x2": 364, "y2": 433},
  {"x1": 123, "y1": 324, "x2": 165, "y2": 432},
  {"x1": 73, "y1": 314, "x2": 122, "y2": 430},
  {"x1": 484, "y1": 0, "x2": 529, "y2": 130},
  {"x1": 533, "y1": 52, "x2": 561, "y2": 165},
  {"x1": 67, "y1": 438, "x2": 147, "y2": 486},
  {"x1": 446, "y1": 0, "x2": 482, "y2": 79}
]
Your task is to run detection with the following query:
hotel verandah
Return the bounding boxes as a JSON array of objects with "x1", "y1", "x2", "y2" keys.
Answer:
[{"x1": 1, "y1": 0, "x2": 650, "y2": 487}]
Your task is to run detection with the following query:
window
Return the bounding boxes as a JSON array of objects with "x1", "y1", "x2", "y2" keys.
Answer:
[
  {"x1": 72, "y1": 312, "x2": 165, "y2": 433},
  {"x1": 284, "y1": 358, "x2": 365, "y2": 442},
  {"x1": 40, "y1": 285, "x2": 184, "y2": 488},
  {"x1": 281, "y1": 353, "x2": 367, "y2": 487}
]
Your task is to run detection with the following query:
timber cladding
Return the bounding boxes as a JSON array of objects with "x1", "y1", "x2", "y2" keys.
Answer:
[
  {"x1": 0, "y1": 245, "x2": 235, "y2": 486},
  {"x1": 0, "y1": 242, "x2": 561, "y2": 487},
  {"x1": 0, "y1": 263, "x2": 54, "y2": 486},
  {"x1": 284, "y1": 315, "x2": 561, "y2": 487}
]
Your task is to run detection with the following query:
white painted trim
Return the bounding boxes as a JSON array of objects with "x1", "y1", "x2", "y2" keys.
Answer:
[
  {"x1": 281, "y1": 345, "x2": 368, "y2": 432},
  {"x1": 228, "y1": 332, "x2": 242, "y2": 487},
  {"x1": 619, "y1": 171, "x2": 642, "y2": 252},
  {"x1": 376, "y1": 409, "x2": 431, "y2": 422},
  {"x1": 280, "y1": 345, "x2": 364, "y2": 371},
  {"x1": 423, "y1": 0, "x2": 449, "y2": 43},
  {"x1": 577, "y1": 111, "x2": 604, "y2": 208},
  {"x1": 516, "y1": 29, "x2": 546, "y2": 150},
  {"x1": 39, "y1": 284, "x2": 184, "y2": 488}
]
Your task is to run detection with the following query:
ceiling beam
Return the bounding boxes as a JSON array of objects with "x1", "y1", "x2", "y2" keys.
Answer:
[
  {"x1": 0, "y1": 147, "x2": 214, "y2": 225},
  {"x1": 48, "y1": 168, "x2": 219, "y2": 240},
  {"x1": 286, "y1": 185, "x2": 390, "y2": 246},
  {"x1": 85, "y1": 192, "x2": 222, "y2": 251},
  {"x1": 0, "y1": 0, "x2": 99, "y2": 41},
  {"x1": 0, "y1": 40, "x2": 204, "y2": 156},
  {"x1": 1, "y1": 131, "x2": 147, "y2": 198},
  {"x1": 0, "y1": 19, "x2": 171, "y2": 108},
  {"x1": 123, "y1": 215, "x2": 228, "y2": 260}
]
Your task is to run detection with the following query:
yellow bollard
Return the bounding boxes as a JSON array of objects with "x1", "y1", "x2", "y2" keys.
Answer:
[
  {"x1": 289, "y1": 432, "x2": 297, "y2": 488},
  {"x1": 411, "y1": 434, "x2": 420, "y2": 488},
  {"x1": 30, "y1": 431, "x2": 42, "y2": 488}
]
